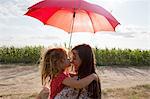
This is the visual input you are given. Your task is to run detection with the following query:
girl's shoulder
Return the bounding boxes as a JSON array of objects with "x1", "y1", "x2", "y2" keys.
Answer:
[{"x1": 54, "y1": 71, "x2": 70, "y2": 81}]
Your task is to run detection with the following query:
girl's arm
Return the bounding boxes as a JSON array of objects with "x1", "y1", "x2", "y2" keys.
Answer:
[
  {"x1": 62, "y1": 73, "x2": 98, "y2": 89},
  {"x1": 36, "y1": 87, "x2": 49, "y2": 99}
]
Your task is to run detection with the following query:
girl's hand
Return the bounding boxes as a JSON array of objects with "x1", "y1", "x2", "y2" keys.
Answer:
[
  {"x1": 36, "y1": 87, "x2": 49, "y2": 99},
  {"x1": 72, "y1": 76, "x2": 78, "y2": 80},
  {"x1": 92, "y1": 73, "x2": 99, "y2": 82}
]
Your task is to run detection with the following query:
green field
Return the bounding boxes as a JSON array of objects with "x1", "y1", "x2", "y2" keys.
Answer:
[{"x1": 0, "y1": 46, "x2": 150, "y2": 66}]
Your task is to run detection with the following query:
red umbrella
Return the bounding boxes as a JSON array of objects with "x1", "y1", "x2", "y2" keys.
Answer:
[{"x1": 25, "y1": 0, "x2": 120, "y2": 47}]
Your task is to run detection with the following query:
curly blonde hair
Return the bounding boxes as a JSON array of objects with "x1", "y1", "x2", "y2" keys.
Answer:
[{"x1": 40, "y1": 48, "x2": 67, "y2": 85}]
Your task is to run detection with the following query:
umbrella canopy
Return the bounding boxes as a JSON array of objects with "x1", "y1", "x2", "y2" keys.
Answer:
[{"x1": 25, "y1": 0, "x2": 120, "y2": 33}]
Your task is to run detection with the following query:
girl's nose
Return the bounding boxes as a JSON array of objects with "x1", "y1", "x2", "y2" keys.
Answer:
[{"x1": 67, "y1": 58, "x2": 71, "y2": 63}]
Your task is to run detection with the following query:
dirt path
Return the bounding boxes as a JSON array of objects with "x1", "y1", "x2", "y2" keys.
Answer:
[
  {"x1": 99, "y1": 66, "x2": 150, "y2": 89},
  {"x1": 0, "y1": 64, "x2": 150, "y2": 98}
]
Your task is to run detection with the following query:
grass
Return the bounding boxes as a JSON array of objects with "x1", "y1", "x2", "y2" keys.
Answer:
[
  {"x1": 1, "y1": 84, "x2": 149, "y2": 99},
  {"x1": 0, "y1": 93, "x2": 38, "y2": 99},
  {"x1": 102, "y1": 84, "x2": 150, "y2": 99}
]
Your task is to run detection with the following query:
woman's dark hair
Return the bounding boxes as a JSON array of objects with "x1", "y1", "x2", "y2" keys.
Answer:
[{"x1": 72, "y1": 44, "x2": 101, "y2": 99}]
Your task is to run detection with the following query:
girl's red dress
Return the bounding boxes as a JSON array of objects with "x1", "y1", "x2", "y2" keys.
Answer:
[{"x1": 49, "y1": 71, "x2": 69, "y2": 99}]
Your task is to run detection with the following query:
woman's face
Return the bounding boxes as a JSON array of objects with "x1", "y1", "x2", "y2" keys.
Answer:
[{"x1": 71, "y1": 50, "x2": 81, "y2": 72}]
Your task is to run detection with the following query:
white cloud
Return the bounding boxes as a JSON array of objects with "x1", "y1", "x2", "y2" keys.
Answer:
[
  {"x1": 0, "y1": 15, "x2": 67, "y2": 47},
  {"x1": 114, "y1": 25, "x2": 150, "y2": 38},
  {"x1": 0, "y1": 0, "x2": 41, "y2": 17},
  {"x1": 29, "y1": 35, "x2": 60, "y2": 40},
  {"x1": 93, "y1": 31, "x2": 150, "y2": 50}
]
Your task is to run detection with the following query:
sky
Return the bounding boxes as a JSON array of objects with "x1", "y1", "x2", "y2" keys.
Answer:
[{"x1": 0, "y1": 0, "x2": 149, "y2": 49}]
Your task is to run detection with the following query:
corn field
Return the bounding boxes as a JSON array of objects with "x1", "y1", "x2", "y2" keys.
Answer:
[
  {"x1": 94, "y1": 48, "x2": 150, "y2": 66},
  {"x1": 0, "y1": 46, "x2": 150, "y2": 66},
  {"x1": 0, "y1": 46, "x2": 43, "y2": 64}
]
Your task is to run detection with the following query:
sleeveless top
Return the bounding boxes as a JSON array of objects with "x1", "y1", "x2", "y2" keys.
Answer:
[{"x1": 49, "y1": 71, "x2": 69, "y2": 99}]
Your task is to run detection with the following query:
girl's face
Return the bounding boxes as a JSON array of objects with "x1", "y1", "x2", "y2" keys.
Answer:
[
  {"x1": 71, "y1": 50, "x2": 81, "y2": 72},
  {"x1": 62, "y1": 54, "x2": 71, "y2": 69}
]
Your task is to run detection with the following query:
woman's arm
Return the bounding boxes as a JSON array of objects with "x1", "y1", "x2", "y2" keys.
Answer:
[{"x1": 62, "y1": 73, "x2": 98, "y2": 89}]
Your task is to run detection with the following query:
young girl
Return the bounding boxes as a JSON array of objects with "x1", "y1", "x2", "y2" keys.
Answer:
[{"x1": 39, "y1": 48, "x2": 98, "y2": 99}]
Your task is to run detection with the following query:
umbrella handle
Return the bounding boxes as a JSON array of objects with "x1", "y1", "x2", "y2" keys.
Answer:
[
  {"x1": 68, "y1": 32, "x2": 73, "y2": 50},
  {"x1": 68, "y1": 10, "x2": 76, "y2": 49}
]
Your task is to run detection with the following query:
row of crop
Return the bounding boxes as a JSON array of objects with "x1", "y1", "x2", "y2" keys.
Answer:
[
  {"x1": 94, "y1": 48, "x2": 150, "y2": 66},
  {"x1": 0, "y1": 46, "x2": 43, "y2": 64},
  {"x1": 0, "y1": 46, "x2": 150, "y2": 66}
]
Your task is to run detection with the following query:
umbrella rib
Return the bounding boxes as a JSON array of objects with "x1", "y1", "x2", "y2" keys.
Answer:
[
  {"x1": 105, "y1": 18, "x2": 116, "y2": 31},
  {"x1": 86, "y1": 11, "x2": 95, "y2": 33},
  {"x1": 44, "y1": 8, "x2": 61, "y2": 25}
]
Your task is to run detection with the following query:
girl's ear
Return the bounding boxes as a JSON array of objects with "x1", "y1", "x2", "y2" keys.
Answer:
[{"x1": 52, "y1": 67, "x2": 59, "y2": 75}]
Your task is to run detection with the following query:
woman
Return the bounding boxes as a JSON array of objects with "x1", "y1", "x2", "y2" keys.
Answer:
[
  {"x1": 73, "y1": 44, "x2": 101, "y2": 98},
  {"x1": 55, "y1": 44, "x2": 101, "y2": 99}
]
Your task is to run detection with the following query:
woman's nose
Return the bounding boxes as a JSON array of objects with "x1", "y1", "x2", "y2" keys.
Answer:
[{"x1": 70, "y1": 60, "x2": 74, "y2": 64}]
